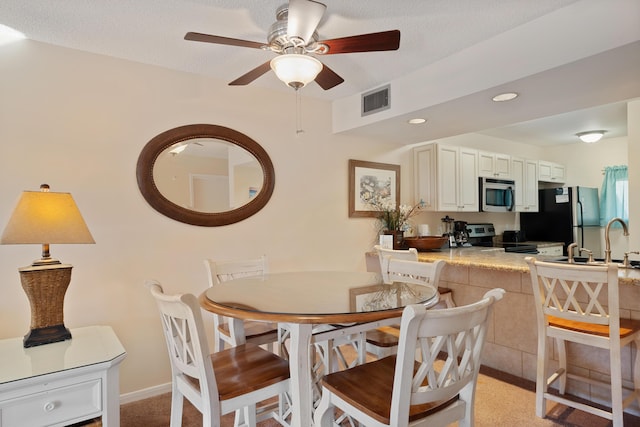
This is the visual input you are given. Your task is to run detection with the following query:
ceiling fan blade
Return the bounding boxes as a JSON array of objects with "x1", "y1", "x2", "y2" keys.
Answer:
[
  {"x1": 318, "y1": 30, "x2": 400, "y2": 54},
  {"x1": 315, "y1": 63, "x2": 344, "y2": 90},
  {"x1": 229, "y1": 61, "x2": 273, "y2": 86},
  {"x1": 185, "y1": 32, "x2": 264, "y2": 49},
  {"x1": 287, "y1": 0, "x2": 326, "y2": 44}
]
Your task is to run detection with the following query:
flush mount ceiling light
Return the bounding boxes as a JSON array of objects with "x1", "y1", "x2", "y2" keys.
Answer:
[
  {"x1": 492, "y1": 92, "x2": 519, "y2": 102},
  {"x1": 270, "y1": 54, "x2": 323, "y2": 90},
  {"x1": 576, "y1": 130, "x2": 606, "y2": 143},
  {"x1": 408, "y1": 118, "x2": 426, "y2": 124}
]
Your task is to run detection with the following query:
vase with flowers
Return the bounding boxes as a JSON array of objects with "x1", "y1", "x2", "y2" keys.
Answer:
[{"x1": 367, "y1": 197, "x2": 422, "y2": 249}]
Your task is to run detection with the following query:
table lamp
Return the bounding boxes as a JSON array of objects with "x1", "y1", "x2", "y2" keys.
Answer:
[{"x1": 0, "y1": 184, "x2": 94, "y2": 347}]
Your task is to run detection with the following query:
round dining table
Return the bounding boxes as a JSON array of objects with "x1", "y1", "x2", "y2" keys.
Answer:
[{"x1": 199, "y1": 270, "x2": 439, "y2": 427}]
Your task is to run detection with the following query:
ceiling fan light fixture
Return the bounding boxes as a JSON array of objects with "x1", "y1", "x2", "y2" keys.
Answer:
[
  {"x1": 576, "y1": 130, "x2": 606, "y2": 143},
  {"x1": 270, "y1": 54, "x2": 322, "y2": 89}
]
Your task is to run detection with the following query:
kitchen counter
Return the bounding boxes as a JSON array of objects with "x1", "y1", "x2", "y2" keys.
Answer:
[{"x1": 415, "y1": 247, "x2": 640, "y2": 285}]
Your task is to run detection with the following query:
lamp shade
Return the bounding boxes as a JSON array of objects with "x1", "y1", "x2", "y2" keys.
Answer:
[
  {"x1": 1, "y1": 190, "x2": 95, "y2": 245},
  {"x1": 270, "y1": 54, "x2": 323, "y2": 89}
]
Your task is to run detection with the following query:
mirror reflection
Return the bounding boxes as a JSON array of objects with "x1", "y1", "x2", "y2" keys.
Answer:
[{"x1": 154, "y1": 138, "x2": 264, "y2": 213}]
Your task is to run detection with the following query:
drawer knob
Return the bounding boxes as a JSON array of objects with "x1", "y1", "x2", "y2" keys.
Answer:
[{"x1": 43, "y1": 401, "x2": 57, "y2": 412}]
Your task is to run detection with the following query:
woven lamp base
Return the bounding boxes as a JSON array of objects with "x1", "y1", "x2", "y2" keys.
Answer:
[{"x1": 19, "y1": 263, "x2": 74, "y2": 348}]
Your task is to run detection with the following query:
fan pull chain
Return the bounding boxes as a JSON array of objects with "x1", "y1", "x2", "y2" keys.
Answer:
[{"x1": 295, "y1": 89, "x2": 304, "y2": 136}]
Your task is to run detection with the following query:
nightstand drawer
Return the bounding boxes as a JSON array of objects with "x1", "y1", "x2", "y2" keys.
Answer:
[{"x1": 0, "y1": 379, "x2": 101, "y2": 427}]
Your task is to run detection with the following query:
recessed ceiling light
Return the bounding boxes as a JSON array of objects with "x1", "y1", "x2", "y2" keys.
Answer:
[
  {"x1": 0, "y1": 24, "x2": 25, "y2": 46},
  {"x1": 492, "y1": 92, "x2": 518, "y2": 102},
  {"x1": 576, "y1": 130, "x2": 606, "y2": 143},
  {"x1": 407, "y1": 118, "x2": 426, "y2": 124}
]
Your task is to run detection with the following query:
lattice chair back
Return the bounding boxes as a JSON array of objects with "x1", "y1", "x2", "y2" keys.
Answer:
[
  {"x1": 529, "y1": 259, "x2": 620, "y2": 338},
  {"x1": 147, "y1": 281, "x2": 219, "y2": 422},
  {"x1": 391, "y1": 288, "x2": 504, "y2": 425},
  {"x1": 382, "y1": 256, "x2": 445, "y2": 289},
  {"x1": 374, "y1": 245, "x2": 418, "y2": 283},
  {"x1": 205, "y1": 255, "x2": 268, "y2": 285},
  {"x1": 314, "y1": 288, "x2": 504, "y2": 427}
]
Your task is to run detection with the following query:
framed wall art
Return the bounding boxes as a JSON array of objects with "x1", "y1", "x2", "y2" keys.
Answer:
[{"x1": 348, "y1": 159, "x2": 400, "y2": 218}]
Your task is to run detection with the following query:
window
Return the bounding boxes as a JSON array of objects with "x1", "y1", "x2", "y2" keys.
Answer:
[{"x1": 599, "y1": 165, "x2": 628, "y2": 226}]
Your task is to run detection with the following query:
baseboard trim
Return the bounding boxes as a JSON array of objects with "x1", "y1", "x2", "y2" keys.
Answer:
[{"x1": 119, "y1": 382, "x2": 172, "y2": 404}]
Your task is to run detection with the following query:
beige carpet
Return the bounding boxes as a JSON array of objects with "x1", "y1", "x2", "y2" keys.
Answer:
[{"x1": 117, "y1": 365, "x2": 640, "y2": 426}]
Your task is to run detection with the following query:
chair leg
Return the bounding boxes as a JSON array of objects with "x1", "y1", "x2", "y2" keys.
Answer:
[
  {"x1": 535, "y1": 334, "x2": 549, "y2": 418},
  {"x1": 610, "y1": 345, "x2": 624, "y2": 427},
  {"x1": 313, "y1": 391, "x2": 335, "y2": 427},
  {"x1": 170, "y1": 384, "x2": 184, "y2": 427},
  {"x1": 634, "y1": 339, "x2": 640, "y2": 407},
  {"x1": 557, "y1": 338, "x2": 567, "y2": 395}
]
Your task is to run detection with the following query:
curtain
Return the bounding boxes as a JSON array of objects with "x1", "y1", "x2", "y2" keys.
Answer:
[{"x1": 599, "y1": 165, "x2": 628, "y2": 227}]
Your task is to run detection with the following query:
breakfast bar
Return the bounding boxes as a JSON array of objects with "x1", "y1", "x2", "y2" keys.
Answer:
[{"x1": 411, "y1": 247, "x2": 640, "y2": 415}]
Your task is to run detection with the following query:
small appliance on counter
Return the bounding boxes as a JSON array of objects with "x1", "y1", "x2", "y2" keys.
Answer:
[
  {"x1": 441, "y1": 215, "x2": 457, "y2": 247},
  {"x1": 454, "y1": 221, "x2": 472, "y2": 247}
]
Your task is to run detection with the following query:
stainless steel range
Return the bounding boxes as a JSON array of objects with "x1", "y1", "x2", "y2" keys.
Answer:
[{"x1": 467, "y1": 223, "x2": 538, "y2": 254}]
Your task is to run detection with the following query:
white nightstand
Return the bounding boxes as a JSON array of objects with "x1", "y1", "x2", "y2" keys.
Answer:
[{"x1": 0, "y1": 325, "x2": 126, "y2": 427}]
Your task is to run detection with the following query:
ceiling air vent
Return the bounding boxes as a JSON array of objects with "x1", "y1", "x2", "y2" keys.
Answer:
[{"x1": 361, "y1": 84, "x2": 390, "y2": 116}]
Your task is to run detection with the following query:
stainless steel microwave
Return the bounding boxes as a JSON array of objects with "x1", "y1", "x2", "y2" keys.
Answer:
[{"x1": 479, "y1": 177, "x2": 515, "y2": 212}]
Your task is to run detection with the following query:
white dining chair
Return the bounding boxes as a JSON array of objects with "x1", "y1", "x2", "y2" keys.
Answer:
[
  {"x1": 373, "y1": 245, "x2": 455, "y2": 308},
  {"x1": 146, "y1": 280, "x2": 290, "y2": 427},
  {"x1": 367, "y1": 247, "x2": 449, "y2": 358},
  {"x1": 314, "y1": 288, "x2": 505, "y2": 427},
  {"x1": 526, "y1": 257, "x2": 640, "y2": 426},
  {"x1": 203, "y1": 256, "x2": 281, "y2": 354}
]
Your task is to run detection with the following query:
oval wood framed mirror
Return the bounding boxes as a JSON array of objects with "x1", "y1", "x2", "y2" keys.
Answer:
[{"x1": 136, "y1": 124, "x2": 275, "y2": 226}]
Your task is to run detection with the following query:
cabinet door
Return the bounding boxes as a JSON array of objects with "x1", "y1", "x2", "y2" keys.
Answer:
[
  {"x1": 478, "y1": 151, "x2": 511, "y2": 178},
  {"x1": 512, "y1": 157, "x2": 525, "y2": 211},
  {"x1": 538, "y1": 160, "x2": 552, "y2": 181},
  {"x1": 477, "y1": 151, "x2": 495, "y2": 178},
  {"x1": 523, "y1": 159, "x2": 539, "y2": 211},
  {"x1": 551, "y1": 163, "x2": 566, "y2": 182},
  {"x1": 413, "y1": 145, "x2": 436, "y2": 211},
  {"x1": 458, "y1": 147, "x2": 478, "y2": 211},
  {"x1": 512, "y1": 158, "x2": 539, "y2": 212},
  {"x1": 495, "y1": 153, "x2": 511, "y2": 178},
  {"x1": 437, "y1": 146, "x2": 460, "y2": 211},
  {"x1": 538, "y1": 160, "x2": 565, "y2": 183}
]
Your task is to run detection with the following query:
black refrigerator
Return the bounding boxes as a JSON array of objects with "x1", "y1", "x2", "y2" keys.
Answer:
[{"x1": 520, "y1": 187, "x2": 601, "y2": 256}]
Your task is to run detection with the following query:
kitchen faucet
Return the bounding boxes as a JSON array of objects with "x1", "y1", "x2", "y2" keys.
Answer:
[{"x1": 604, "y1": 217, "x2": 629, "y2": 263}]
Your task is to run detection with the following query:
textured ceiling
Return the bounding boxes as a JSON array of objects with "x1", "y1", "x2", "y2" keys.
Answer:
[{"x1": 1, "y1": 0, "x2": 638, "y2": 145}]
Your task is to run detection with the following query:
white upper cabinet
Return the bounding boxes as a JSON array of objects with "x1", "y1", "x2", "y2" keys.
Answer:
[
  {"x1": 413, "y1": 144, "x2": 478, "y2": 212},
  {"x1": 478, "y1": 151, "x2": 511, "y2": 178},
  {"x1": 538, "y1": 160, "x2": 566, "y2": 183},
  {"x1": 511, "y1": 157, "x2": 539, "y2": 212},
  {"x1": 413, "y1": 144, "x2": 437, "y2": 210}
]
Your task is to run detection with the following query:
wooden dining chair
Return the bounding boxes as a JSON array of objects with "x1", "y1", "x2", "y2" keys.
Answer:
[
  {"x1": 146, "y1": 280, "x2": 291, "y2": 427},
  {"x1": 367, "y1": 247, "x2": 449, "y2": 358},
  {"x1": 203, "y1": 256, "x2": 281, "y2": 354},
  {"x1": 526, "y1": 257, "x2": 640, "y2": 426},
  {"x1": 373, "y1": 245, "x2": 455, "y2": 308},
  {"x1": 314, "y1": 288, "x2": 505, "y2": 427}
]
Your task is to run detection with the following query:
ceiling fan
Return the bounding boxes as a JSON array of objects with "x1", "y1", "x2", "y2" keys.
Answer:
[{"x1": 184, "y1": 0, "x2": 401, "y2": 90}]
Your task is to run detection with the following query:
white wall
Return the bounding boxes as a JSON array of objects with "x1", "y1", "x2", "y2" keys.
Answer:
[{"x1": 0, "y1": 40, "x2": 410, "y2": 395}]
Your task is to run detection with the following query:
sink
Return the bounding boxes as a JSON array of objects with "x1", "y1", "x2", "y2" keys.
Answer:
[{"x1": 551, "y1": 256, "x2": 640, "y2": 269}]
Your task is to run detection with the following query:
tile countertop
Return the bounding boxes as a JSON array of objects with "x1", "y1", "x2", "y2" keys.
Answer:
[{"x1": 415, "y1": 247, "x2": 640, "y2": 286}]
